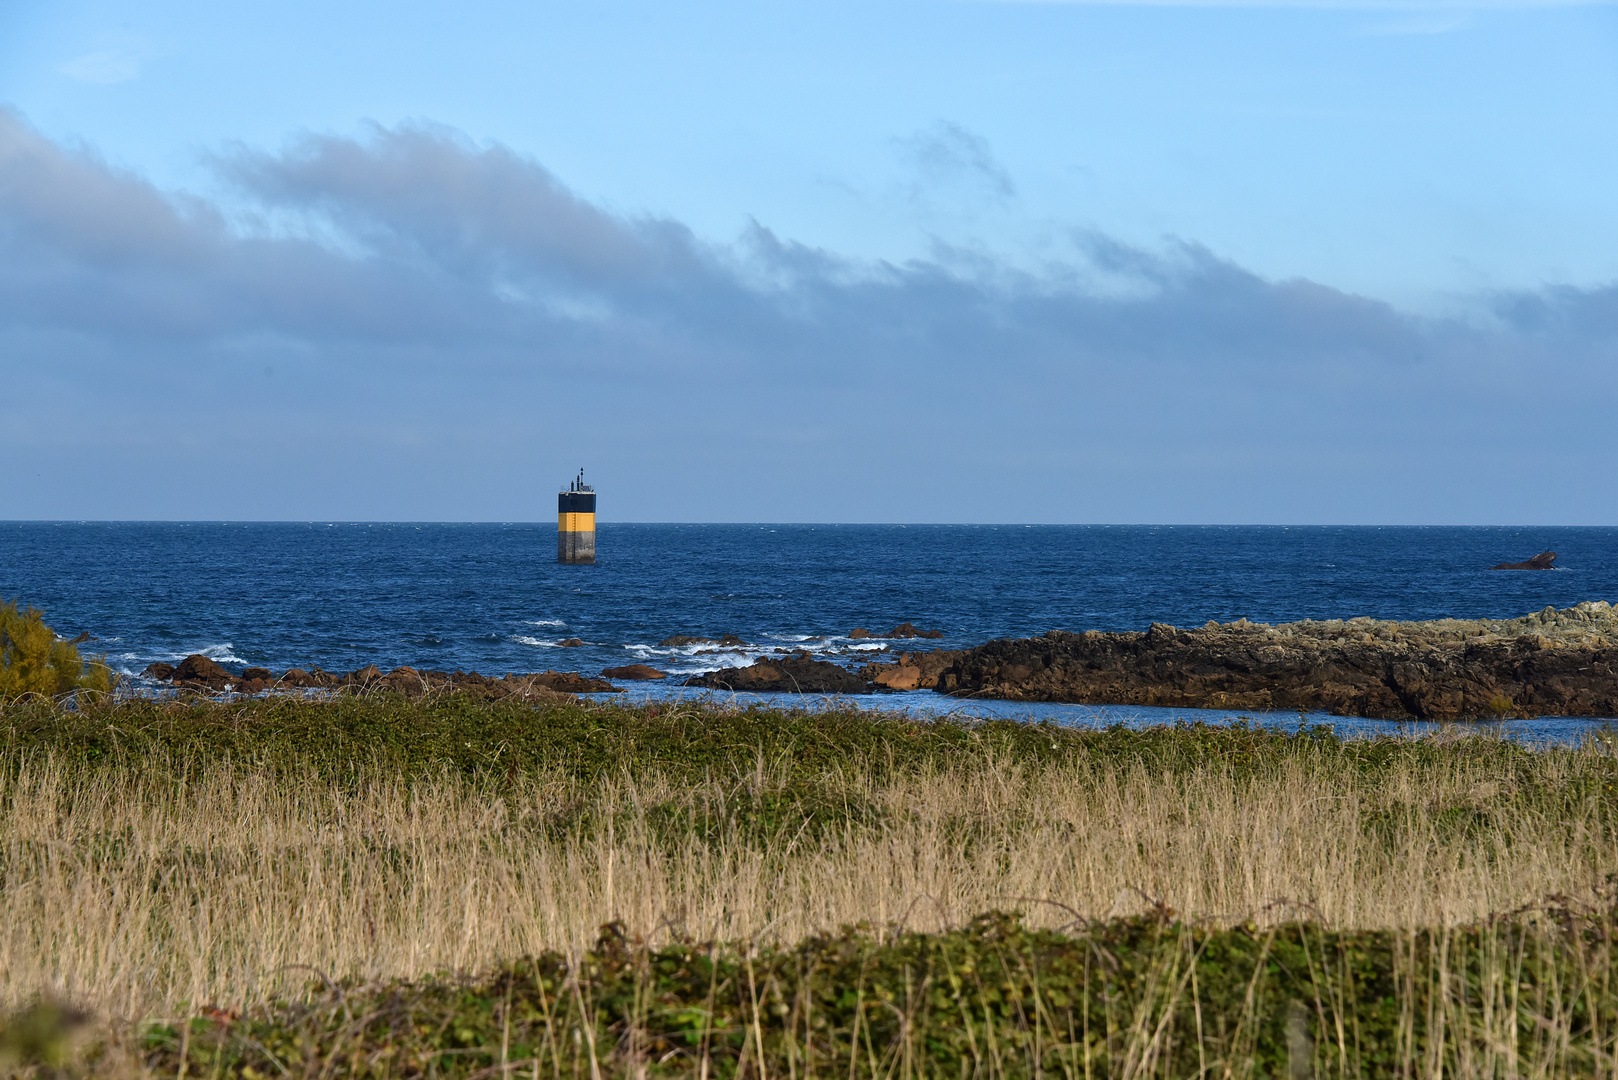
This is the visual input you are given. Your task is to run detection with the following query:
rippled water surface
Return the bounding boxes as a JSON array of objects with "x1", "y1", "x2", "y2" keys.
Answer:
[{"x1": 5, "y1": 522, "x2": 1617, "y2": 739}]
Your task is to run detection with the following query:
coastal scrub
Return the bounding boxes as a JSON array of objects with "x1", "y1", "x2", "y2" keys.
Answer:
[{"x1": 0, "y1": 599, "x2": 114, "y2": 699}]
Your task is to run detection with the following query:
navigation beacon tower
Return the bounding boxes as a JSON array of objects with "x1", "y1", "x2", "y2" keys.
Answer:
[{"x1": 557, "y1": 469, "x2": 596, "y2": 564}]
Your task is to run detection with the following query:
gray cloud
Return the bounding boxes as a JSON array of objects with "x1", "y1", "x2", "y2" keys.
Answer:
[
  {"x1": 1, "y1": 109, "x2": 1615, "y2": 521},
  {"x1": 896, "y1": 121, "x2": 1018, "y2": 208}
]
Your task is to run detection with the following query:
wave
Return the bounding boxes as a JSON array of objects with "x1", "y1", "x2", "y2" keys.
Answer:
[
  {"x1": 110, "y1": 642, "x2": 248, "y2": 678},
  {"x1": 527, "y1": 619, "x2": 567, "y2": 627},
  {"x1": 129, "y1": 643, "x2": 247, "y2": 665},
  {"x1": 613, "y1": 631, "x2": 896, "y2": 677}
]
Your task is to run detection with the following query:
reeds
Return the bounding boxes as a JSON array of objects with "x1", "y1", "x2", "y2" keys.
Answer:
[{"x1": 1, "y1": 698, "x2": 1614, "y2": 1025}]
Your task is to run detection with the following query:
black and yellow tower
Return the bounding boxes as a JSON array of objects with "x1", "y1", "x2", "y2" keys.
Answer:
[{"x1": 557, "y1": 470, "x2": 596, "y2": 564}]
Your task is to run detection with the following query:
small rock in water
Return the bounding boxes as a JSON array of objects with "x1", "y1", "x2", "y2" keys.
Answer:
[
  {"x1": 1491, "y1": 551, "x2": 1557, "y2": 570},
  {"x1": 601, "y1": 664, "x2": 668, "y2": 680},
  {"x1": 880, "y1": 622, "x2": 944, "y2": 639}
]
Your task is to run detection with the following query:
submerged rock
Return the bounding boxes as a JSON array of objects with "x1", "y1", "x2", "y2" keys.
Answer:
[
  {"x1": 880, "y1": 622, "x2": 945, "y2": 639},
  {"x1": 852, "y1": 623, "x2": 944, "y2": 640},
  {"x1": 1492, "y1": 551, "x2": 1557, "y2": 570},
  {"x1": 930, "y1": 602, "x2": 1618, "y2": 721}
]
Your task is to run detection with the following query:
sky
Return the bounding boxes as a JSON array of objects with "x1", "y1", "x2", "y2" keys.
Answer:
[{"x1": 1, "y1": 0, "x2": 1616, "y2": 522}]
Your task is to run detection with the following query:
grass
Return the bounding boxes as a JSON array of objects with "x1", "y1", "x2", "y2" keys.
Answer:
[{"x1": 0, "y1": 694, "x2": 1615, "y2": 1076}]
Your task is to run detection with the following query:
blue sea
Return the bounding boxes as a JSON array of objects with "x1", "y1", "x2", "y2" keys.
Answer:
[{"x1": 4, "y1": 523, "x2": 1617, "y2": 741}]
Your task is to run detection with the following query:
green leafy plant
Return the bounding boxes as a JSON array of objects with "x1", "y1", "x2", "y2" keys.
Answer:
[
  {"x1": 136, "y1": 907, "x2": 1618, "y2": 1079},
  {"x1": 0, "y1": 600, "x2": 115, "y2": 699}
]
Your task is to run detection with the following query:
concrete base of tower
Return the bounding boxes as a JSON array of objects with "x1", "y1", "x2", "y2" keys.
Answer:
[{"x1": 558, "y1": 530, "x2": 596, "y2": 564}]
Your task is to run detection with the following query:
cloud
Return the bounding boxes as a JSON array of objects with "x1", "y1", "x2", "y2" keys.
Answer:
[
  {"x1": 59, "y1": 43, "x2": 149, "y2": 84},
  {"x1": 896, "y1": 122, "x2": 1017, "y2": 209},
  {"x1": 1, "y1": 108, "x2": 1616, "y2": 522},
  {"x1": 1357, "y1": 11, "x2": 1471, "y2": 32}
]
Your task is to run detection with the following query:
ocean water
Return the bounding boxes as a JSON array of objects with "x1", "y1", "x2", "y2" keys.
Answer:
[{"x1": 4, "y1": 522, "x2": 1617, "y2": 739}]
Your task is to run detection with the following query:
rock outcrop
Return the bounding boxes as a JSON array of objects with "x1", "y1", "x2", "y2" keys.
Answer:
[
  {"x1": 684, "y1": 654, "x2": 869, "y2": 694},
  {"x1": 1492, "y1": 551, "x2": 1557, "y2": 570},
  {"x1": 930, "y1": 602, "x2": 1618, "y2": 720},
  {"x1": 859, "y1": 649, "x2": 966, "y2": 690},
  {"x1": 601, "y1": 664, "x2": 669, "y2": 680},
  {"x1": 158, "y1": 654, "x2": 235, "y2": 690},
  {"x1": 142, "y1": 656, "x2": 617, "y2": 700}
]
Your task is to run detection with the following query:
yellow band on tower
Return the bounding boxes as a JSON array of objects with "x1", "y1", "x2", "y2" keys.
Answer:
[{"x1": 558, "y1": 512, "x2": 596, "y2": 533}]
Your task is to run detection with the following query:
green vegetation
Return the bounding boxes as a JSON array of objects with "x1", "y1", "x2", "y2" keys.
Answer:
[
  {"x1": 0, "y1": 600, "x2": 114, "y2": 699},
  {"x1": 4, "y1": 690, "x2": 1610, "y2": 788},
  {"x1": 131, "y1": 906, "x2": 1618, "y2": 1079},
  {"x1": 0, "y1": 695, "x2": 1614, "y2": 1077}
]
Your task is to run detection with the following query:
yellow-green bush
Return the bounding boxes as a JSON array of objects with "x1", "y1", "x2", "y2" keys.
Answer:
[{"x1": 0, "y1": 600, "x2": 114, "y2": 698}]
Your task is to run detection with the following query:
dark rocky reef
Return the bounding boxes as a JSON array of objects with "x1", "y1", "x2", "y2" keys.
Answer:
[
  {"x1": 904, "y1": 602, "x2": 1618, "y2": 720},
  {"x1": 141, "y1": 657, "x2": 618, "y2": 700},
  {"x1": 683, "y1": 654, "x2": 870, "y2": 694},
  {"x1": 1492, "y1": 551, "x2": 1557, "y2": 570},
  {"x1": 659, "y1": 634, "x2": 749, "y2": 648}
]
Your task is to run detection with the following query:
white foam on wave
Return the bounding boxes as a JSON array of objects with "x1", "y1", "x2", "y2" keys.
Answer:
[
  {"x1": 142, "y1": 643, "x2": 246, "y2": 665},
  {"x1": 704, "y1": 653, "x2": 759, "y2": 671},
  {"x1": 613, "y1": 632, "x2": 893, "y2": 678},
  {"x1": 513, "y1": 635, "x2": 563, "y2": 648},
  {"x1": 527, "y1": 619, "x2": 567, "y2": 627},
  {"x1": 623, "y1": 642, "x2": 747, "y2": 659}
]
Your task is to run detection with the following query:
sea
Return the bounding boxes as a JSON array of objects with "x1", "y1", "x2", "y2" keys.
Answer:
[{"x1": 4, "y1": 522, "x2": 1618, "y2": 743}]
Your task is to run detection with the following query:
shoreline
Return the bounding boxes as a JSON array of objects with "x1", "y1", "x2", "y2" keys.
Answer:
[{"x1": 131, "y1": 601, "x2": 1618, "y2": 724}]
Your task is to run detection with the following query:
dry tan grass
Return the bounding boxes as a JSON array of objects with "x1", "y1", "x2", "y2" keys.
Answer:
[{"x1": 2, "y1": 734, "x2": 1613, "y2": 1025}]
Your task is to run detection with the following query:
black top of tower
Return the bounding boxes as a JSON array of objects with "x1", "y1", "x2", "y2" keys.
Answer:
[{"x1": 559, "y1": 469, "x2": 596, "y2": 514}]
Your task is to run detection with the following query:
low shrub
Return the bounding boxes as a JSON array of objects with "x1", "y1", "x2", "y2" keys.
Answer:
[
  {"x1": 0, "y1": 600, "x2": 114, "y2": 699},
  {"x1": 135, "y1": 905, "x2": 1618, "y2": 1079}
]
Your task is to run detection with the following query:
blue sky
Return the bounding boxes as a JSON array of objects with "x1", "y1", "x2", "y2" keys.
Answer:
[{"x1": 1, "y1": 0, "x2": 1616, "y2": 521}]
